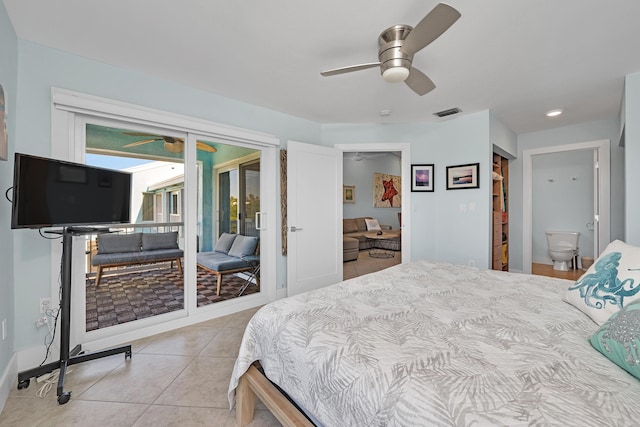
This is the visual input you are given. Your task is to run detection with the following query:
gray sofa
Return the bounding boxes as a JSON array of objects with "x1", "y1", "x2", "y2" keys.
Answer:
[
  {"x1": 92, "y1": 232, "x2": 183, "y2": 286},
  {"x1": 197, "y1": 233, "x2": 260, "y2": 296}
]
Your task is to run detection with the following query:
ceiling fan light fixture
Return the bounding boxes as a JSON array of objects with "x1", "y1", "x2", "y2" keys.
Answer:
[
  {"x1": 545, "y1": 109, "x2": 563, "y2": 117},
  {"x1": 382, "y1": 66, "x2": 410, "y2": 83}
]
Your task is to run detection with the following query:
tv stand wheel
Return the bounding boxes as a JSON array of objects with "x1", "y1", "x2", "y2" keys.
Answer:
[
  {"x1": 17, "y1": 379, "x2": 30, "y2": 390},
  {"x1": 57, "y1": 392, "x2": 71, "y2": 405}
]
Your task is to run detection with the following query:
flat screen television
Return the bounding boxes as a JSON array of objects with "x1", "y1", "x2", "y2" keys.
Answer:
[{"x1": 11, "y1": 153, "x2": 132, "y2": 229}]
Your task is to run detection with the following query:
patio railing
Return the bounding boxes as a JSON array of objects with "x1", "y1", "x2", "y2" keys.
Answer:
[{"x1": 85, "y1": 222, "x2": 184, "y2": 276}]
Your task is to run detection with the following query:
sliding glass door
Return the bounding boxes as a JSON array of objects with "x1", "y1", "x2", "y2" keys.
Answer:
[{"x1": 239, "y1": 160, "x2": 260, "y2": 237}]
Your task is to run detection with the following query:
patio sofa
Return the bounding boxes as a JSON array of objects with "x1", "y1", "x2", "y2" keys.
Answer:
[
  {"x1": 92, "y1": 231, "x2": 183, "y2": 286},
  {"x1": 196, "y1": 233, "x2": 260, "y2": 296}
]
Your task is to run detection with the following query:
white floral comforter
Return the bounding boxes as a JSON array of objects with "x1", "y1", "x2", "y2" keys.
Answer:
[{"x1": 228, "y1": 261, "x2": 640, "y2": 426}]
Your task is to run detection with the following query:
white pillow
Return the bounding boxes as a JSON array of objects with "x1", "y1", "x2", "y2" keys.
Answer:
[
  {"x1": 365, "y1": 218, "x2": 381, "y2": 231},
  {"x1": 564, "y1": 240, "x2": 640, "y2": 325}
]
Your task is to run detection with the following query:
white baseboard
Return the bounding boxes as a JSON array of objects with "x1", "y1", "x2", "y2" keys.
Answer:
[{"x1": 0, "y1": 353, "x2": 18, "y2": 415}]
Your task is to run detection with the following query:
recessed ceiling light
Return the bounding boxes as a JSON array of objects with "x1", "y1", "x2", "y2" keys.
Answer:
[
  {"x1": 380, "y1": 109, "x2": 392, "y2": 117},
  {"x1": 545, "y1": 109, "x2": 563, "y2": 117}
]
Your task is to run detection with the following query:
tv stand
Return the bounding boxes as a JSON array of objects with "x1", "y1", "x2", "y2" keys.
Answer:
[{"x1": 16, "y1": 227, "x2": 132, "y2": 405}]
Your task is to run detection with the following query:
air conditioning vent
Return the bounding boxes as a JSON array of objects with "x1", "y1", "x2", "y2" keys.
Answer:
[{"x1": 433, "y1": 107, "x2": 461, "y2": 118}]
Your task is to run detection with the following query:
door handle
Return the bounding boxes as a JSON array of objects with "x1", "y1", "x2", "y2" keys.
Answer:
[
  {"x1": 290, "y1": 226, "x2": 303, "y2": 232},
  {"x1": 255, "y1": 212, "x2": 264, "y2": 230}
]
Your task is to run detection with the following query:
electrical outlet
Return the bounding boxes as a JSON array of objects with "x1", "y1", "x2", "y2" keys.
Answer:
[
  {"x1": 2, "y1": 319, "x2": 6, "y2": 340},
  {"x1": 39, "y1": 297, "x2": 51, "y2": 314},
  {"x1": 35, "y1": 317, "x2": 48, "y2": 328}
]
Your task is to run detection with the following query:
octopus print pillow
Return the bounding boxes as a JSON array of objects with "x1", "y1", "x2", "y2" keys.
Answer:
[
  {"x1": 564, "y1": 240, "x2": 640, "y2": 325},
  {"x1": 590, "y1": 299, "x2": 640, "y2": 380}
]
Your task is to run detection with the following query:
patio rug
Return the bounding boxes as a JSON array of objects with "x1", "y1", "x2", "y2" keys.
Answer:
[{"x1": 85, "y1": 266, "x2": 259, "y2": 331}]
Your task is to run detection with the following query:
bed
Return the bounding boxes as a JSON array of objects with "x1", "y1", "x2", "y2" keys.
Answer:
[{"x1": 229, "y1": 254, "x2": 640, "y2": 426}]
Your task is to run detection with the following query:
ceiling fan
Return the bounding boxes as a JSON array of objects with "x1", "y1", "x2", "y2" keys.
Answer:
[
  {"x1": 348, "y1": 152, "x2": 388, "y2": 161},
  {"x1": 121, "y1": 132, "x2": 217, "y2": 154},
  {"x1": 320, "y1": 3, "x2": 461, "y2": 95}
]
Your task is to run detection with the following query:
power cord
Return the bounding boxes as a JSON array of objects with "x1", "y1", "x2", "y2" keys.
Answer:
[
  {"x1": 38, "y1": 252, "x2": 63, "y2": 367},
  {"x1": 38, "y1": 228, "x2": 62, "y2": 240},
  {"x1": 4, "y1": 187, "x2": 11, "y2": 203},
  {"x1": 35, "y1": 368, "x2": 72, "y2": 398}
]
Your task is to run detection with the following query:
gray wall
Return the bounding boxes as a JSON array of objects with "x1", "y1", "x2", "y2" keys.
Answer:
[
  {"x1": 323, "y1": 112, "x2": 493, "y2": 267},
  {"x1": 10, "y1": 39, "x2": 322, "y2": 356},
  {"x1": 532, "y1": 150, "x2": 594, "y2": 262},
  {"x1": 0, "y1": 0, "x2": 17, "y2": 393},
  {"x1": 343, "y1": 153, "x2": 401, "y2": 229},
  {"x1": 625, "y1": 72, "x2": 640, "y2": 244}
]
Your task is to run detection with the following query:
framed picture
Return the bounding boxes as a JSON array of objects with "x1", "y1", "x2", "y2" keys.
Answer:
[
  {"x1": 446, "y1": 163, "x2": 479, "y2": 190},
  {"x1": 343, "y1": 185, "x2": 355, "y2": 203},
  {"x1": 373, "y1": 173, "x2": 401, "y2": 208},
  {"x1": 411, "y1": 164, "x2": 434, "y2": 192}
]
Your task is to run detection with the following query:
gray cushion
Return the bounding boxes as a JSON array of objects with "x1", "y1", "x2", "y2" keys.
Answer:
[
  {"x1": 142, "y1": 232, "x2": 179, "y2": 251},
  {"x1": 97, "y1": 233, "x2": 142, "y2": 254},
  {"x1": 214, "y1": 233, "x2": 237, "y2": 254},
  {"x1": 228, "y1": 235, "x2": 259, "y2": 258},
  {"x1": 92, "y1": 248, "x2": 183, "y2": 266},
  {"x1": 197, "y1": 251, "x2": 252, "y2": 271}
]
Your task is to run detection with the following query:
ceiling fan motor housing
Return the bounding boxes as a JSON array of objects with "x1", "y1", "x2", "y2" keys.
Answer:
[{"x1": 378, "y1": 25, "x2": 414, "y2": 76}]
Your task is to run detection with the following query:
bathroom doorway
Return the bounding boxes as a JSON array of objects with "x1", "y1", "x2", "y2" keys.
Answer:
[{"x1": 522, "y1": 139, "x2": 610, "y2": 275}]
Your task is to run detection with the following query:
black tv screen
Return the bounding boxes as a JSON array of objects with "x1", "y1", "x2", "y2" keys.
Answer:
[{"x1": 11, "y1": 153, "x2": 132, "y2": 229}]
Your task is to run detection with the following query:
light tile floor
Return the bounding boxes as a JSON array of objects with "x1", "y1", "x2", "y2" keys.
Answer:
[
  {"x1": 1, "y1": 252, "x2": 401, "y2": 426},
  {"x1": 343, "y1": 249, "x2": 402, "y2": 281},
  {"x1": 0, "y1": 307, "x2": 280, "y2": 427}
]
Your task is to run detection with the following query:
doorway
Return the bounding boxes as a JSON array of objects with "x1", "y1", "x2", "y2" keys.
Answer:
[
  {"x1": 51, "y1": 89, "x2": 278, "y2": 349},
  {"x1": 522, "y1": 139, "x2": 610, "y2": 275}
]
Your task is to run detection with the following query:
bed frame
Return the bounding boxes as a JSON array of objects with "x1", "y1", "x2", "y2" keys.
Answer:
[{"x1": 236, "y1": 363, "x2": 314, "y2": 427}]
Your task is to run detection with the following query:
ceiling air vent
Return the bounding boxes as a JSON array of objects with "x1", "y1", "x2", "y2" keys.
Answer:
[{"x1": 433, "y1": 107, "x2": 461, "y2": 118}]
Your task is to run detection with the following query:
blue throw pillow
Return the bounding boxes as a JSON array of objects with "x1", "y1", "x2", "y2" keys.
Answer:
[
  {"x1": 214, "y1": 233, "x2": 238, "y2": 254},
  {"x1": 142, "y1": 232, "x2": 179, "y2": 251},
  {"x1": 228, "y1": 235, "x2": 259, "y2": 258},
  {"x1": 590, "y1": 299, "x2": 640, "y2": 380}
]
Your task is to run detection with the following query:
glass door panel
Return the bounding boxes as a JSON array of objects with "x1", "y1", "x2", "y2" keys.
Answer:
[
  {"x1": 240, "y1": 160, "x2": 260, "y2": 237},
  {"x1": 84, "y1": 123, "x2": 185, "y2": 332}
]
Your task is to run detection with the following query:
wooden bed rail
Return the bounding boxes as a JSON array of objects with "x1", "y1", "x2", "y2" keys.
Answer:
[{"x1": 236, "y1": 364, "x2": 314, "y2": 427}]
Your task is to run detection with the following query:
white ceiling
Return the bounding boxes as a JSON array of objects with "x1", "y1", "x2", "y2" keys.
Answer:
[{"x1": 4, "y1": 0, "x2": 640, "y2": 134}]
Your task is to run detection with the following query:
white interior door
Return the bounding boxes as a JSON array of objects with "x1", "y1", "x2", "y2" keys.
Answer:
[{"x1": 287, "y1": 141, "x2": 342, "y2": 296}]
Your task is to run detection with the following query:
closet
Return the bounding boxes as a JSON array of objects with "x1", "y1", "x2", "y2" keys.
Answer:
[{"x1": 492, "y1": 153, "x2": 509, "y2": 270}]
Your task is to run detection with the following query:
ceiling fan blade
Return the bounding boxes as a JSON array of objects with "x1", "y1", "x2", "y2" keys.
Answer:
[
  {"x1": 123, "y1": 139, "x2": 160, "y2": 148},
  {"x1": 320, "y1": 62, "x2": 380, "y2": 77},
  {"x1": 196, "y1": 141, "x2": 217, "y2": 152},
  {"x1": 405, "y1": 67, "x2": 436, "y2": 96},
  {"x1": 402, "y1": 3, "x2": 461, "y2": 56}
]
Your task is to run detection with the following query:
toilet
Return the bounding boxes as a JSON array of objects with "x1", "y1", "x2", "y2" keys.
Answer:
[{"x1": 545, "y1": 231, "x2": 580, "y2": 271}]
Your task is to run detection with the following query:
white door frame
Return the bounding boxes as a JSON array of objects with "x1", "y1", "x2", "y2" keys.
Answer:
[
  {"x1": 335, "y1": 143, "x2": 411, "y2": 263},
  {"x1": 50, "y1": 88, "x2": 279, "y2": 351},
  {"x1": 522, "y1": 139, "x2": 610, "y2": 274}
]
